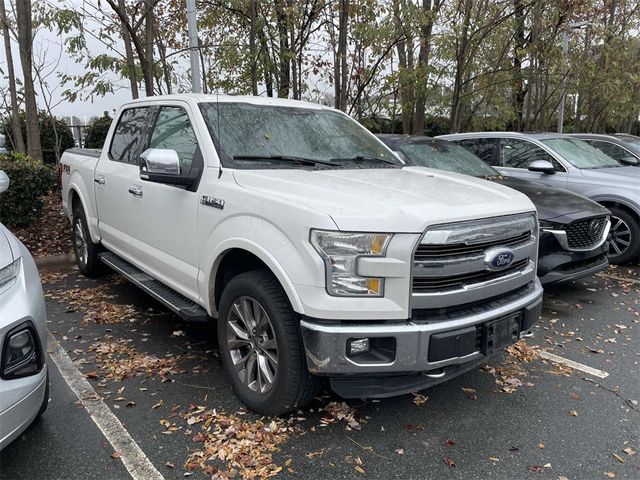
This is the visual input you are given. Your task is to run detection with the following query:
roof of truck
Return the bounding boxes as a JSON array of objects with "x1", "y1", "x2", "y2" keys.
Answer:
[{"x1": 122, "y1": 93, "x2": 332, "y2": 110}]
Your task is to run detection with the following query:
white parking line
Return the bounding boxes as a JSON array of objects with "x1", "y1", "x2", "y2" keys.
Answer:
[
  {"x1": 538, "y1": 350, "x2": 609, "y2": 379},
  {"x1": 48, "y1": 332, "x2": 165, "y2": 480}
]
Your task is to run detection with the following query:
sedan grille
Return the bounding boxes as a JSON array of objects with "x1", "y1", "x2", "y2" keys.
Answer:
[{"x1": 565, "y1": 217, "x2": 608, "y2": 249}]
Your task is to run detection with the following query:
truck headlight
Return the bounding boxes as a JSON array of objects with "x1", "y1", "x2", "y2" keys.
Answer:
[
  {"x1": 0, "y1": 258, "x2": 20, "y2": 295},
  {"x1": 310, "y1": 230, "x2": 391, "y2": 296}
]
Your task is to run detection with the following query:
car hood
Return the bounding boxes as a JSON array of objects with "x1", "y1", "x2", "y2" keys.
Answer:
[
  {"x1": 0, "y1": 224, "x2": 15, "y2": 270},
  {"x1": 579, "y1": 165, "x2": 640, "y2": 184},
  {"x1": 494, "y1": 177, "x2": 609, "y2": 223},
  {"x1": 232, "y1": 167, "x2": 535, "y2": 232}
]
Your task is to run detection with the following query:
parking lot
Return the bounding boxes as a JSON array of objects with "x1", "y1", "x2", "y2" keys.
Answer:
[{"x1": 1, "y1": 264, "x2": 638, "y2": 480}]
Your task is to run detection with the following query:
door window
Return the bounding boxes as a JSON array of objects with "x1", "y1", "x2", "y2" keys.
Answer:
[
  {"x1": 499, "y1": 139, "x2": 564, "y2": 171},
  {"x1": 587, "y1": 140, "x2": 634, "y2": 163},
  {"x1": 456, "y1": 138, "x2": 498, "y2": 165},
  {"x1": 148, "y1": 106, "x2": 198, "y2": 169},
  {"x1": 109, "y1": 107, "x2": 150, "y2": 164}
]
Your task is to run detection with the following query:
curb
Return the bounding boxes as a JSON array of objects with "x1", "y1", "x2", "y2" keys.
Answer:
[{"x1": 35, "y1": 253, "x2": 75, "y2": 269}]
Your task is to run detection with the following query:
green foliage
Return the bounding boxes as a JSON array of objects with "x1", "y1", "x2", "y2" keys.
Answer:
[
  {"x1": 84, "y1": 112, "x2": 113, "y2": 149},
  {"x1": 2, "y1": 112, "x2": 75, "y2": 164},
  {"x1": 0, "y1": 152, "x2": 56, "y2": 228}
]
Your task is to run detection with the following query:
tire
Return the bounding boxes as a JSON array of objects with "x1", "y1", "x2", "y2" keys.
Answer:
[
  {"x1": 217, "y1": 270, "x2": 320, "y2": 416},
  {"x1": 72, "y1": 203, "x2": 102, "y2": 277},
  {"x1": 607, "y1": 207, "x2": 640, "y2": 265}
]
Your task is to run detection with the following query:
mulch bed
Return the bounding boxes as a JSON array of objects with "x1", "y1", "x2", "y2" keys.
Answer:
[{"x1": 13, "y1": 190, "x2": 73, "y2": 258}]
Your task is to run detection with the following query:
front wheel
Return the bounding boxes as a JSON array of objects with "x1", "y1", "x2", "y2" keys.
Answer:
[
  {"x1": 607, "y1": 207, "x2": 639, "y2": 265},
  {"x1": 217, "y1": 270, "x2": 320, "y2": 416}
]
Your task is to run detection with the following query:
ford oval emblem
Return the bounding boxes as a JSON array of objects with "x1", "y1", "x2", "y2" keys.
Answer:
[{"x1": 484, "y1": 247, "x2": 515, "y2": 271}]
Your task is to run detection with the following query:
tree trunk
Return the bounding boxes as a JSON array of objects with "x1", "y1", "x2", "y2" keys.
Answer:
[
  {"x1": 15, "y1": 0, "x2": 42, "y2": 162},
  {"x1": 511, "y1": 0, "x2": 527, "y2": 131},
  {"x1": 118, "y1": 0, "x2": 138, "y2": 99},
  {"x1": 275, "y1": 0, "x2": 290, "y2": 98},
  {"x1": 337, "y1": 0, "x2": 349, "y2": 111},
  {"x1": 143, "y1": 6, "x2": 155, "y2": 96},
  {"x1": 249, "y1": 0, "x2": 258, "y2": 95},
  {"x1": 413, "y1": 0, "x2": 438, "y2": 135}
]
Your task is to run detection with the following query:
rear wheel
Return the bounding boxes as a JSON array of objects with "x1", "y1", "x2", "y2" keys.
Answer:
[
  {"x1": 217, "y1": 270, "x2": 320, "y2": 416},
  {"x1": 72, "y1": 203, "x2": 102, "y2": 277},
  {"x1": 607, "y1": 207, "x2": 639, "y2": 265}
]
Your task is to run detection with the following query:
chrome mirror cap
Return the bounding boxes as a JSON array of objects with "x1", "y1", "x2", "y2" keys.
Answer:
[
  {"x1": 528, "y1": 160, "x2": 555, "y2": 174},
  {"x1": 0, "y1": 170, "x2": 10, "y2": 193},
  {"x1": 140, "y1": 148, "x2": 181, "y2": 176}
]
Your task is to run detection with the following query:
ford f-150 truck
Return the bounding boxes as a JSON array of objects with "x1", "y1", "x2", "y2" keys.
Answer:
[{"x1": 61, "y1": 94, "x2": 543, "y2": 415}]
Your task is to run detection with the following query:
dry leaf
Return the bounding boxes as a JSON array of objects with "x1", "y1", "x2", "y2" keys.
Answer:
[{"x1": 111, "y1": 451, "x2": 121, "y2": 459}]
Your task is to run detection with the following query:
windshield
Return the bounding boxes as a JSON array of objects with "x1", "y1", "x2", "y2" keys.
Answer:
[
  {"x1": 617, "y1": 135, "x2": 640, "y2": 152},
  {"x1": 199, "y1": 102, "x2": 401, "y2": 168},
  {"x1": 541, "y1": 138, "x2": 621, "y2": 169},
  {"x1": 398, "y1": 141, "x2": 501, "y2": 177}
]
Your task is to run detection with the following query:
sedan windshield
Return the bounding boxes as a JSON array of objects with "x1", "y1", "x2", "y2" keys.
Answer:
[
  {"x1": 199, "y1": 102, "x2": 401, "y2": 168},
  {"x1": 398, "y1": 141, "x2": 500, "y2": 177},
  {"x1": 541, "y1": 138, "x2": 621, "y2": 169}
]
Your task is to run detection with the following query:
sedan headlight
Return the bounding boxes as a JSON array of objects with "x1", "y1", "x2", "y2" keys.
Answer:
[
  {"x1": 310, "y1": 230, "x2": 392, "y2": 296},
  {"x1": 0, "y1": 258, "x2": 20, "y2": 295}
]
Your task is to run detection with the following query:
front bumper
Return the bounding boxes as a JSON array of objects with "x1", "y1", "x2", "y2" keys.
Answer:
[
  {"x1": 537, "y1": 231, "x2": 609, "y2": 286},
  {"x1": 300, "y1": 279, "x2": 543, "y2": 386}
]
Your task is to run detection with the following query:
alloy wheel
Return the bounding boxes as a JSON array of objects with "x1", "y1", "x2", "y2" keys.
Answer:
[
  {"x1": 226, "y1": 296, "x2": 278, "y2": 394},
  {"x1": 73, "y1": 217, "x2": 88, "y2": 267},
  {"x1": 608, "y1": 215, "x2": 632, "y2": 258}
]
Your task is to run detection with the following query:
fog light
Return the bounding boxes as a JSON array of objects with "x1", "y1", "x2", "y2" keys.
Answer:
[
  {"x1": 348, "y1": 338, "x2": 370, "y2": 356},
  {"x1": 2, "y1": 325, "x2": 41, "y2": 380}
]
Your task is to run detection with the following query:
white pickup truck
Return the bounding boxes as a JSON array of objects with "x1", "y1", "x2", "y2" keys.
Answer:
[{"x1": 61, "y1": 94, "x2": 543, "y2": 415}]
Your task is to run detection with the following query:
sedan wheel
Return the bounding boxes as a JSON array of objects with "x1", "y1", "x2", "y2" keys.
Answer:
[
  {"x1": 226, "y1": 296, "x2": 278, "y2": 394},
  {"x1": 606, "y1": 207, "x2": 639, "y2": 265},
  {"x1": 608, "y1": 215, "x2": 631, "y2": 258}
]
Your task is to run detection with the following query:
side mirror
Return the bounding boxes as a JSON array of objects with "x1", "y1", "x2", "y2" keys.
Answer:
[
  {"x1": 140, "y1": 148, "x2": 180, "y2": 176},
  {"x1": 528, "y1": 160, "x2": 556, "y2": 174},
  {"x1": 619, "y1": 156, "x2": 639, "y2": 166},
  {"x1": 139, "y1": 148, "x2": 193, "y2": 186},
  {"x1": 0, "y1": 170, "x2": 9, "y2": 193}
]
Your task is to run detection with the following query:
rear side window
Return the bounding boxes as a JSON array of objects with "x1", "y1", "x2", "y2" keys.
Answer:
[
  {"x1": 148, "y1": 106, "x2": 198, "y2": 168},
  {"x1": 109, "y1": 107, "x2": 150, "y2": 164},
  {"x1": 455, "y1": 138, "x2": 498, "y2": 165}
]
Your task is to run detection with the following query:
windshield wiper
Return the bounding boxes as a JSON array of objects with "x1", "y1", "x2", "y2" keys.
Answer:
[
  {"x1": 331, "y1": 155, "x2": 399, "y2": 166},
  {"x1": 233, "y1": 155, "x2": 336, "y2": 167}
]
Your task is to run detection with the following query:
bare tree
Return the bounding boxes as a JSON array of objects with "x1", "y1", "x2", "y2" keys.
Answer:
[
  {"x1": 0, "y1": 0, "x2": 25, "y2": 153},
  {"x1": 15, "y1": 0, "x2": 42, "y2": 161}
]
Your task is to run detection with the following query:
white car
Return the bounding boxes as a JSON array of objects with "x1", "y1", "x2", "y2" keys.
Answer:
[
  {"x1": 61, "y1": 95, "x2": 543, "y2": 415},
  {"x1": 0, "y1": 171, "x2": 49, "y2": 450}
]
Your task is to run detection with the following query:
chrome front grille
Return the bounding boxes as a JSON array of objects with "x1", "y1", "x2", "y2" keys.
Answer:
[
  {"x1": 411, "y1": 213, "x2": 537, "y2": 310},
  {"x1": 565, "y1": 217, "x2": 609, "y2": 250},
  {"x1": 413, "y1": 258, "x2": 529, "y2": 293}
]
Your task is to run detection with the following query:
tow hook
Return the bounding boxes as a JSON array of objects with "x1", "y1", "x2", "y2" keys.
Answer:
[
  {"x1": 519, "y1": 330, "x2": 534, "y2": 339},
  {"x1": 423, "y1": 369, "x2": 446, "y2": 379}
]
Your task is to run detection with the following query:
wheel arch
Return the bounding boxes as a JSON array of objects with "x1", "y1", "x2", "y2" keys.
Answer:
[{"x1": 68, "y1": 180, "x2": 101, "y2": 244}]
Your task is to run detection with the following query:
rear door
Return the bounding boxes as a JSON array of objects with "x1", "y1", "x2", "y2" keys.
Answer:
[
  {"x1": 95, "y1": 106, "x2": 152, "y2": 255},
  {"x1": 495, "y1": 138, "x2": 568, "y2": 189}
]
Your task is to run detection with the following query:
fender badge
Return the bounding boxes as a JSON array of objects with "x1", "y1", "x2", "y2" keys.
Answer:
[{"x1": 201, "y1": 196, "x2": 225, "y2": 210}]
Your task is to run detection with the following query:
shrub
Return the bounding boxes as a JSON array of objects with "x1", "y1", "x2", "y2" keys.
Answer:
[
  {"x1": 84, "y1": 112, "x2": 113, "y2": 148},
  {"x1": 0, "y1": 152, "x2": 56, "y2": 228},
  {"x1": 2, "y1": 111, "x2": 76, "y2": 164}
]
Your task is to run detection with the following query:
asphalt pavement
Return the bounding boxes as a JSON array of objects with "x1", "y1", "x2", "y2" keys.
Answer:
[{"x1": 0, "y1": 265, "x2": 638, "y2": 480}]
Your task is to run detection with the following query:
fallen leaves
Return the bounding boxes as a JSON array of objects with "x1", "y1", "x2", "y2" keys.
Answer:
[
  {"x1": 183, "y1": 406, "x2": 296, "y2": 479},
  {"x1": 443, "y1": 456, "x2": 456, "y2": 467},
  {"x1": 568, "y1": 410, "x2": 578, "y2": 417},
  {"x1": 111, "y1": 451, "x2": 122, "y2": 459},
  {"x1": 505, "y1": 340, "x2": 540, "y2": 362},
  {"x1": 88, "y1": 338, "x2": 181, "y2": 382},
  {"x1": 412, "y1": 393, "x2": 428, "y2": 406},
  {"x1": 320, "y1": 402, "x2": 364, "y2": 430}
]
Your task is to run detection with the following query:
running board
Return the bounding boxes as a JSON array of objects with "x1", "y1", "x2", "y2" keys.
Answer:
[{"x1": 99, "y1": 252, "x2": 210, "y2": 323}]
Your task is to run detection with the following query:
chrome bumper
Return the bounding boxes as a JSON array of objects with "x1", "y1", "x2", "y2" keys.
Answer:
[{"x1": 300, "y1": 279, "x2": 543, "y2": 375}]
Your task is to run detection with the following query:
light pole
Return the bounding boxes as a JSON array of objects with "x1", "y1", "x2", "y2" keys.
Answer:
[
  {"x1": 558, "y1": 20, "x2": 590, "y2": 134},
  {"x1": 186, "y1": 0, "x2": 201, "y2": 94}
]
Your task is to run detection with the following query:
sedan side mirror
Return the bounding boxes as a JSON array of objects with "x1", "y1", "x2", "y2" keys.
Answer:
[
  {"x1": 0, "y1": 170, "x2": 10, "y2": 193},
  {"x1": 139, "y1": 148, "x2": 193, "y2": 186},
  {"x1": 528, "y1": 160, "x2": 556, "y2": 174}
]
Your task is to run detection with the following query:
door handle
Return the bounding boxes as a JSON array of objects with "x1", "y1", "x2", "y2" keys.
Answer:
[
  {"x1": 128, "y1": 186, "x2": 143, "y2": 198},
  {"x1": 94, "y1": 176, "x2": 105, "y2": 186}
]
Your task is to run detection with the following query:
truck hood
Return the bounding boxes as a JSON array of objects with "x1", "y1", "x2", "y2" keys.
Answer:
[
  {"x1": 494, "y1": 177, "x2": 608, "y2": 223},
  {"x1": 0, "y1": 224, "x2": 14, "y2": 270},
  {"x1": 233, "y1": 167, "x2": 535, "y2": 232},
  {"x1": 579, "y1": 165, "x2": 640, "y2": 185}
]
